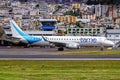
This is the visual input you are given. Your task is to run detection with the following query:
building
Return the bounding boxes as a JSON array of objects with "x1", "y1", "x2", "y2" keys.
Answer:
[
  {"x1": 39, "y1": 19, "x2": 57, "y2": 31},
  {"x1": 51, "y1": 16, "x2": 77, "y2": 24},
  {"x1": 46, "y1": 0, "x2": 82, "y2": 3},
  {"x1": 106, "y1": 29, "x2": 120, "y2": 44},
  {"x1": 82, "y1": 14, "x2": 96, "y2": 20},
  {"x1": 5, "y1": 30, "x2": 56, "y2": 36},
  {"x1": 72, "y1": 3, "x2": 80, "y2": 8},
  {"x1": 115, "y1": 17, "x2": 120, "y2": 25},
  {"x1": 67, "y1": 27, "x2": 104, "y2": 36}
]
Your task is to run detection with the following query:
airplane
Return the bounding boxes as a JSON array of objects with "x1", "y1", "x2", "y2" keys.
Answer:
[
  {"x1": 10, "y1": 20, "x2": 115, "y2": 51},
  {"x1": 0, "y1": 25, "x2": 7, "y2": 40},
  {"x1": 0, "y1": 25, "x2": 20, "y2": 45}
]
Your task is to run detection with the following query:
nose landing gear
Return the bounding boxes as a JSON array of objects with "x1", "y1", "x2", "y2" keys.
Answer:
[{"x1": 58, "y1": 47, "x2": 64, "y2": 51}]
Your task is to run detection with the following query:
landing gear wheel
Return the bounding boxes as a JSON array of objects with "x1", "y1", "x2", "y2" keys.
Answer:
[
  {"x1": 24, "y1": 44, "x2": 30, "y2": 48},
  {"x1": 58, "y1": 47, "x2": 64, "y2": 51},
  {"x1": 77, "y1": 46, "x2": 80, "y2": 49}
]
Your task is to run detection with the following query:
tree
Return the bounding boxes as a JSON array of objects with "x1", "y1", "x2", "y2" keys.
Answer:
[
  {"x1": 76, "y1": 22, "x2": 84, "y2": 28},
  {"x1": 35, "y1": 4, "x2": 39, "y2": 8}
]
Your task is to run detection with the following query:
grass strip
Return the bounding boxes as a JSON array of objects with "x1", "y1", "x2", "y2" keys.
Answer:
[{"x1": 0, "y1": 60, "x2": 120, "y2": 80}]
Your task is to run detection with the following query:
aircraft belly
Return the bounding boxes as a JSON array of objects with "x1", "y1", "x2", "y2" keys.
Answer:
[
  {"x1": 31, "y1": 41, "x2": 49, "y2": 46},
  {"x1": 80, "y1": 42, "x2": 99, "y2": 46}
]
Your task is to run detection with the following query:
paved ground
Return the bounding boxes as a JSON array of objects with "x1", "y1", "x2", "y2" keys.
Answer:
[
  {"x1": 0, "y1": 47, "x2": 62, "y2": 55},
  {"x1": 0, "y1": 47, "x2": 120, "y2": 60}
]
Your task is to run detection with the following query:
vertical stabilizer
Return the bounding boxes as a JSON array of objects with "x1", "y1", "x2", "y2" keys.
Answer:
[
  {"x1": 10, "y1": 20, "x2": 43, "y2": 44},
  {"x1": 10, "y1": 20, "x2": 28, "y2": 39}
]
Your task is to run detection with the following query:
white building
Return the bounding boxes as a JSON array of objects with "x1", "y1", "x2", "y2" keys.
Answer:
[
  {"x1": 95, "y1": 4, "x2": 101, "y2": 17},
  {"x1": 106, "y1": 29, "x2": 120, "y2": 43},
  {"x1": 67, "y1": 27, "x2": 104, "y2": 36},
  {"x1": 10, "y1": 1, "x2": 21, "y2": 7},
  {"x1": 82, "y1": 14, "x2": 96, "y2": 20},
  {"x1": 5, "y1": 30, "x2": 56, "y2": 36}
]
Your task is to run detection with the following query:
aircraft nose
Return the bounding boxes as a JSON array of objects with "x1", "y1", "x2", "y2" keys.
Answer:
[
  {"x1": 110, "y1": 41, "x2": 115, "y2": 46},
  {"x1": 107, "y1": 41, "x2": 115, "y2": 46},
  {"x1": 102, "y1": 40, "x2": 115, "y2": 47}
]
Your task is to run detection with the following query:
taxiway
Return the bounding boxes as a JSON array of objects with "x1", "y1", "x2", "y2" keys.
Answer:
[{"x1": 0, "y1": 48, "x2": 120, "y2": 60}]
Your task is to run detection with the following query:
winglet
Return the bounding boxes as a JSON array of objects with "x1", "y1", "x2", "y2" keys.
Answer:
[{"x1": 42, "y1": 36, "x2": 48, "y2": 41}]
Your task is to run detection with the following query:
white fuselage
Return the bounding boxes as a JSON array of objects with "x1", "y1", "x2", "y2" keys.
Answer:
[
  {"x1": 25, "y1": 36, "x2": 114, "y2": 47},
  {"x1": 46, "y1": 36, "x2": 114, "y2": 47}
]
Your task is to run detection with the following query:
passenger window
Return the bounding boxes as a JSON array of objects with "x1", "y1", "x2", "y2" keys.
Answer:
[
  {"x1": 109, "y1": 35, "x2": 111, "y2": 37},
  {"x1": 116, "y1": 35, "x2": 119, "y2": 37}
]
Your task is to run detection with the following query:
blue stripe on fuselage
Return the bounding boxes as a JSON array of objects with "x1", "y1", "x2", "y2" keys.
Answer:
[{"x1": 11, "y1": 22, "x2": 42, "y2": 44}]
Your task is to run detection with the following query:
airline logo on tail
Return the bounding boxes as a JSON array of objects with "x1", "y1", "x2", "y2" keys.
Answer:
[{"x1": 10, "y1": 20, "x2": 42, "y2": 44}]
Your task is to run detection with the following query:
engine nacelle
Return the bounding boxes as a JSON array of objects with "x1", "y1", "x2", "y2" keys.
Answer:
[{"x1": 66, "y1": 43, "x2": 80, "y2": 49}]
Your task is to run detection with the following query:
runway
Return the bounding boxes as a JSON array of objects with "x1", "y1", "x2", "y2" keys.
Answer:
[{"x1": 0, "y1": 48, "x2": 120, "y2": 60}]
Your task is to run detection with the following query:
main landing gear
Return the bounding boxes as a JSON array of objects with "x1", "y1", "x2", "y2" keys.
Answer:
[
  {"x1": 58, "y1": 47, "x2": 64, "y2": 51},
  {"x1": 77, "y1": 46, "x2": 81, "y2": 49},
  {"x1": 24, "y1": 44, "x2": 30, "y2": 48},
  {"x1": 100, "y1": 45, "x2": 104, "y2": 51}
]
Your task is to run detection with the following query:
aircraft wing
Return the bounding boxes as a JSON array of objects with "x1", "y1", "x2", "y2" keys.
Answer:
[
  {"x1": 0, "y1": 36, "x2": 21, "y2": 44},
  {"x1": 9, "y1": 36, "x2": 21, "y2": 40},
  {"x1": 1, "y1": 38, "x2": 20, "y2": 44},
  {"x1": 42, "y1": 36, "x2": 68, "y2": 46},
  {"x1": 49, "y1": 40, "x2": 67, "y2": 47}
]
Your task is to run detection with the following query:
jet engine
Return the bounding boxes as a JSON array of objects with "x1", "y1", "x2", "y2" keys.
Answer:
[{"x1": 66, "y1": 43, "x2": 80, "y2": 49}]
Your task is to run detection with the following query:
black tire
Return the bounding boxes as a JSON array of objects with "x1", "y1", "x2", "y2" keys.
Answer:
[
  {"x1": 77, "y1": 46, "x2": 80, "y2": 49},
  {"x1": 24, "y1": 44, "x2": 30, "y2": 48},
  {"x1": 58, "y1": 47, "x2": 64, "y2": 51}
]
